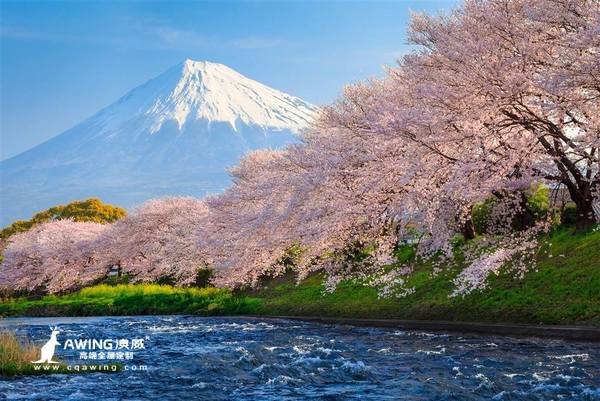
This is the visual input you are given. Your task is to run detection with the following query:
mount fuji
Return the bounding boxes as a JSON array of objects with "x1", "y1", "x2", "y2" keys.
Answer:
[{"x1": 0, "y1": 60, "x2": 318, "y2": 225}]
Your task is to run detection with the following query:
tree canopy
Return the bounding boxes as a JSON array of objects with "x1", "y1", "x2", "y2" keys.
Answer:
[
  {"x1": 0, "y1": 198, "x2": 126, "y2": 240},
  {"x1": 0, "y1": 0, "x2": 598, "y2": 296}
]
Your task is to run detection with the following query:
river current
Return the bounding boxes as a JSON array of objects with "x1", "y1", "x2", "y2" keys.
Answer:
[{"x1": 0, "y1": 316, "x2": 599, "y2": 400}]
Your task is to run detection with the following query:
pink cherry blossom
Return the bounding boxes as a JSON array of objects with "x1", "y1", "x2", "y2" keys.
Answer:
[{"x1": 0, "y1": 220, "x2": 109, "y2": 293}]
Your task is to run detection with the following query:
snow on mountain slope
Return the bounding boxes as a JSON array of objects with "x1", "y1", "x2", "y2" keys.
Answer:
[
  {"x1": 96, "y1": 59, "x2": 315, "y2": 137},
  {"x1": 0, "y1": 60, "x2": 318, "y2": 226}
]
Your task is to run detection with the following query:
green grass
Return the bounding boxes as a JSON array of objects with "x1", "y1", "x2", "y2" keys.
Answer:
[
  {"x1": 1, "y1": 228, "x2": 598, "y2": 326},
  {"x1": 244, "y1": 228, "x2": 600, "y2": 326},
  {"x1": 0, "y1": 331, "x2": 122, "y2": 376},
  {"x1": 0, "y1": 284, "x2": 259, "y2": 317}
]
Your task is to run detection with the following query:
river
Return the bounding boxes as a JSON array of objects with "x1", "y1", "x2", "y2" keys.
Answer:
[{"x1": 0, "y1": 316, "x2": 598, "y2": 400}]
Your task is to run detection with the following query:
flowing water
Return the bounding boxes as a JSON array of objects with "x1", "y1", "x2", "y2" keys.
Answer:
[{"x1": 0, "y1": 316, "x2": 599, "y2": 400}]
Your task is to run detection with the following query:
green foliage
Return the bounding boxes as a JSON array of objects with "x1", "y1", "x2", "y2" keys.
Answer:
[
  {"x1": 0, "y1": 198, "x2": 126, "y2": 240},
  {"x1": 472, "y1": 198, "x2": 495, "y2": 234},
  {"x1": 394, "y1": 244, "x2": 416, "y2": 264},
  {"x1": 560, "y1": 205, "x2": 578, "y2": 226},
  {"x1": 100, "y1": 273, "x2": 131, "y2": 286},
  {"x1": 526, "y1": 183, "x2": 550, "y2": 219},
  {"x1": 276, "y1": 243, "x2": 305, "y2": 269},
  {"x1": 472, "y1": 184, "x2": 551, "y2": 234},
  {"x1": 155, "y1": 275, "x2": 177, "y2": 286},
  {"x1": 336, "y1": 240, "x2": 375, "y2": 265},
  {"x1": 0, "y1": 284, "x2": 258, "y2": 317}
]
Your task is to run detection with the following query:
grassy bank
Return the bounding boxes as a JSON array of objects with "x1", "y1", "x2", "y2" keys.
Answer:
[
  {"x1": 248, "y1": 228, "x2": 600, "y2": 326},
  {"x1": 1, "y1": 229, "x2": 598, "y2": 326},
  {"x1": 0, "y1": 284, "x2": 258, "y2": 317}
]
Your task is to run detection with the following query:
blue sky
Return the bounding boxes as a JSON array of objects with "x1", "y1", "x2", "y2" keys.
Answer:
[{"x1": 0, "y1": 0, "x2": 457, "y2": 160}]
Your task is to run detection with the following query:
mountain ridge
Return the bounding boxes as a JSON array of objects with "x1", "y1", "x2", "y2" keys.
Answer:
[{"x1": 0, "y1": 59, "x2": 317, "y2": 225}]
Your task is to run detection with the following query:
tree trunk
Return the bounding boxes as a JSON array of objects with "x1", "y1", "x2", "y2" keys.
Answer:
[
  {"x1": 574, "y1": 200, "x2": 596, "y2": 232},
  {"x1": 565, "y1": 182, "x2": 597, "y2": 233},
  {"x1": 461, "y1": 216, "x2": 476, "y2": 240},
  {"x1": 512, "y1": 192, "x2": 536, "y2": 232},
  {"x1": 492, "y1": 190, "x2": 535, "y2": 232}
]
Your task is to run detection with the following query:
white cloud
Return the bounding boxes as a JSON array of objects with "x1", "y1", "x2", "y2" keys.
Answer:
[{"x1": 1, "y1": 21, "x2": 286, "y2": 51}]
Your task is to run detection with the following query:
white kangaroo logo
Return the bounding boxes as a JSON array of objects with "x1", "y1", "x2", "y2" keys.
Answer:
[{"x1": 32, "y1": 326, "x2": 61, "y2": 364}]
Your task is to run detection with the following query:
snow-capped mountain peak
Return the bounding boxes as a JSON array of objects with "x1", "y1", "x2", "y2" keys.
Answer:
[
  {"x1": 1, "y1": 59, "x2": 317, "y2": 226},
  {"x1": 99, "y1": 59, "x2": 317, "y2": 136}
]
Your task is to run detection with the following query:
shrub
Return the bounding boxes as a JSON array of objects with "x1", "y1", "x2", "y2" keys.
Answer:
[
  {"x1": 156, "y1": 275, "x2": 177, "y2": 286},
  {"x1": 527, "y1": 184, "x2": 550, "y2": 220},
  {"x1": 394, "y1": 244, "x2": 416, "y2": 264},
  {"x1": 561, "y1": 205, "x2": 578, "y2": 226},
  {"x1": 472, "y1": 199, "x2": 494, "y2": 234},
  {"x1": 0, "y1": 331, "x2": 38, "y2": 376},
  {"x1": 472, "y1": 185, "x2": 551, "y2": 235},
  {"x1": 0, "y1": 198, "x2": 126, "y2": 240},
  {"x1": 276, "y1": 243, "x2": 305, "y2": 269}
]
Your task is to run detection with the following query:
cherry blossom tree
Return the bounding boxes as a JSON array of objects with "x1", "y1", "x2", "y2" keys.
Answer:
[
  {"x1": 401, "y1": 0, "x2": 600, "y2": 231},
  {"x1": 0, "y1": 198, "x2": 210, "y2": 294},
  {"x1": 203, "y1": 125, "x2": 418, "y2": 289},
  {"x1": 3, "y1": 0, "x2": 597, "y2": 298},
  {"x1": 0, "y1": 220, "x2": 109, "y2": 294},
  {"x1": 208, "y1": 0, "x2": 599, "y2": 293},
  {"x1": 95, "y1": 197, "x2": 210, "y2": 285}
]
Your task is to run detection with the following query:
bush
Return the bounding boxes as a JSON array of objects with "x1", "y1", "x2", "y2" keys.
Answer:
[
  {"x1": 100, "y1": 273, "x2": 131, "y2": 286},
  {"x1": 527, "y1": 184, "x2": 550, "y2": 220},
  {"x1": 156, "y1": 275, "x2": 176, "y2": 286},
  {"x1": 472, "y1": 198, "x2": 494, "y2": 234},
  {"x1": 0, "y1": 331, "x2": 38, "y2": 375},
  {"x1": 561, "y1": 205, "x2": 578, "y2": 226},
  {"x1": 394, "y1": 244, "x2": 416, "y2": 264},
  {"x1": 0, "y1": 198, "x2": 126, "y2": 240},
  {"x1": 276, "y1": 243, "x2": 305, "y2": 269},
  {"x1": 472, "y1": 184, "x2": 551, "y2": 234}
]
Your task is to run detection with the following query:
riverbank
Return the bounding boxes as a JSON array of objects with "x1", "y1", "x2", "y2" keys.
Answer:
[
  {"x1": 0, "y1": 284, "x2": 258, "y2": 317},
  {"x1": 248, "y1": 228, "x2": 600, "y2": 327},
  {"x1": 242, "y1": 316, "x2": 600, "y2": 341},
  {"x1": 1, "y1": 228, "x2": 598, "y2": 330}
]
